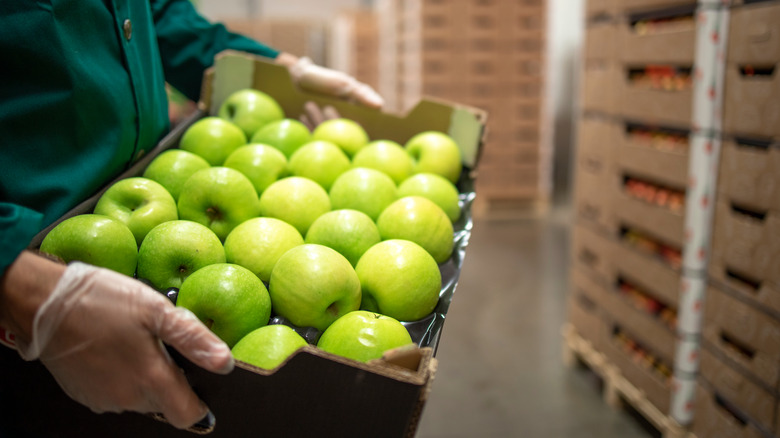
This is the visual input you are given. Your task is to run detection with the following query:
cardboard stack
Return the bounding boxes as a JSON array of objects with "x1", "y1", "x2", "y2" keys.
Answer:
[
  {"x1": 377, "y1": 0, "x2": 550, "y2": 212},
  {"x1": 221, "y1": 19, "x2": 329, "y2": 66},
  {"x1": 695, "y1": 2, "x2": 780, "y2": 437},
  {"x1": 329, "y1": 9, "x2": 381, "y2": 93}
]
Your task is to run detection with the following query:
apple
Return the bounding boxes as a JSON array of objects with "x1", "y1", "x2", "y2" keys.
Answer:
[
  {"x1": 351, "y1": 140, "x2": 414, "y2": 185},
  {"x1": 397, "y1": 173, "x2": 461, "y2": 222},
  {"x1": 250, "y1": 118, "x2": 311, "y2": 158},
  {"x1": 258, "y1": 177, "x2": 331, "y2": 236},
  {"x1": 176, "y1": 263, "x2": 271, "y2": 348},
  {"x1": 317, "y1": 310, "x2": 414, "y2": 362},
  {"x1": 177, "y1": 167, "x2": 260, "y2": 241},
  {"x1": 40, "y1": 214, "x2": 137, "y2": 277},
  {"x1": 311, "y1": 118, "x2": 369, "y2": 158},
  {"x1": 376, "y1": 196, "x2": 454, "y2": 263},
  {"x1": 231, "y1": 324, "x2": 308, "y2": 370},
  {"x1": 288, "y1": 141, "x2": 351, "y2": 191},
  {"x1": 218, "y1": 89, "x2": 284, "y2": 139},
  {"x1": 178, "y1": 116, "x2": 248, "y2": 166},
  {"x1": 269, "y1": 244, "x2": 361, "y2": 331},
  {"x1": 93, "y1": 177, "x2": 178, "y2": 246},
  {"x1": 142, "y1": 149, "x2": 210, "y2": 201},
  {"x1": 223, "y1": 144, "x2": 288, "y2": 195},
  {"x1": 328, "y1": 168, "x2": 397, "y2": 221},
  {"x1": 137, "y1": 220, "x2": 226, "y2": 290},
  {"x1": 305, "y1": 209, "x2": 381, "y2": 267},
  {"x1": 405, "y1": 131, "x2": 462, "y2": 183},
  {"x1": 355, "y1": 240, "x2": 441, "y2": 321},
  {"x1": 224, "y1": 217, "x2": 304, "y2": 283}
]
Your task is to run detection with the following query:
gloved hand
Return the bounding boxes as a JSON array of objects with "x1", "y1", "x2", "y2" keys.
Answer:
[
  {"x1": 288, "y1": 56, "x2": 384, "y2": 109},
  {"x1": 14, "y1": 262, "x2": 234, "y2": 429}
]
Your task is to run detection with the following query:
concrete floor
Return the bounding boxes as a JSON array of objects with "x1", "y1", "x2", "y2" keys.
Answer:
[{"x1": 415, "y1": 205, "x2": 656, "y2": 438}]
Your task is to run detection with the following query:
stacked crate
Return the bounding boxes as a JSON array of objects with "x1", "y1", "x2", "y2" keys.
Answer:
[
  {"x1": 695, "y1": 2, "x2": 780, "y2": 437},
  {"x1": 378, "y1": 0, "x2": 550, "y2": 212},
  {"x1": 329, "y1": 9, "x2": 381, "y2": 93},
  {"x1": 221, "y1": 19, "x2": 329, "y2": 66},
  {"x1": 570, "y1": 0, "x2": 698, "y2": 420}
]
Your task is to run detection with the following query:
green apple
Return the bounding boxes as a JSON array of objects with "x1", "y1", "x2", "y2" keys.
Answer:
[
  {"x1": 258, "y1": 177, "x2": 331, "y2": 236},
  {"x1": 231, "y1": 324, "x2": 308, "y2": 370},
  {"x1": 93, "y1": 177, "x2": 178, "y2": 246},
  {"x1": 137, "y1": 220, "x2": 226, "y2": 290},
  {"x1": 288, "y1": 141, "x2": 351, "y2": 191},
  {"x1": 328, "y1": 168, "x2": 397, "y2": 221},
  {"x1": 142, "y1": 149, "x2": 210, "y2": 201},
  {"x1": 177, "y1": 263, "x2": 271, "y2": 348},
  {"x1": 269, "y1": 244, "x2": 361, "y2": 331},
  {"x1": 250, "y1": 118, "x2": 311, "y2": 158},
  {"x1": 317, "y1": 310, "x2": 414, "y2": 362},
  {"x1": 177, "y1": 167, "x2": 260, "y2": 241},
  {"x1": 405, "y1": 131, "x2": 462, "y2": 183},
  {"x1": 224, "y1": 217, "x2": 304, "y2": 283},
  {"x1": 351, "y1": 140, "x2": 414, "y2": 185},
  {"x1": 40, "y1": 214, "x2": 137, "y2": 277},
  {"x1": 376, "y1": 196, "x2": 454, "y2": 263},
  {"x1": 355, "y1": 240, "x2": 441, "y2": 321},
  {"x1": 305, "y1": 209, "x2": 381, "y2": 267},
  {"x1": 397, "y1": 173, "x2": 461, "y2": 222},
  {"x1": 179, "y1": 116, "x2": 248, "y2": 166},
  {"x1": 311, "y1": 118, "x2": 369, "y2": 158},
  {"x1": 218, "y1": 89, "x2": 284, "y2": 139},
  {"x1": 223, "y1": 144, "x2": 288, "y2": 195}
]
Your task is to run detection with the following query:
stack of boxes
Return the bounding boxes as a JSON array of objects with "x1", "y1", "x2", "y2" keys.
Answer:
[
  {"x1": 571, "y1": 0, "x2": 780, "y2": 435},
  {"x1": 695, "y1": 2, "x2": 780, "y2": 437},
  {"x1": 377, "y1": 0, "x2": 551, "y2": 211},
  {"x1": 222, "y1": 19, "x2": 329, "y2": 66},
  {"x1": 329, "y1": 9, "x2": 381, "y2": 93}
]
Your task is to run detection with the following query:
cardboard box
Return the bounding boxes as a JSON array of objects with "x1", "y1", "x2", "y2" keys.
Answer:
[
  {"x1": 582, "y1": 62, "x2": 619, "y2": 115},
  {"x1": 611, "y1": 237, "x2": 681, "y2": 310},
  {"x1": 717, "y1": 139, "x2": 780, "y2": 213},
  {"x1": 617, "y1": 0, "x2": 697, "y2": 15},
  {"x1": 616, "y1": 123, "x2": 689, "y2": 189},
  {"x1": 1, "y1": 52, "x2": 487, "y2": 438},
  {"x1": 475, "y1": 163, "x2": 540, "y2": 199},
  {"x1": 618, "y1": 66, "x2": 693, "y2": 128},
  {"x1": 723, "y1": 62, "x2": 780, "y2": 140},
  {"x1": 728, "y1": 1, "x2": 780, "y2": 65},
  {"x1": 619, "y1": 15, "x2": 696, "y2": 65},
  {"x1": 571, "y1": 223, "x2": 615, "y2": 283},
  {"x1": 568, "y1": 267, "x2": 608, "y2": 350},
  {"x1": 699, "y1": 346, "x2": 777, "y2": 431},
  {"x1": 577, "y1": 114, "x2": 621, "y2": 174},
  {"x1": 601, "y1": 319, "x2": 672, "y2": 414},
  {"x1": 585, "y1": 21, "x2": 619, "y2": 62},
  {"x1": 692, "y1": 381, "x2": 771, "y2": 438},
  {"x1": 702, "y1": 285, "x2": 780, "y2": 391},
  {"x1": 573, "y1": 163, "x2": 617, "y2": 233},
  {"x1": 585, "y1": 0, "x2": 617, "y2": 20},
  {"x1": 709, "y1": 198, "x2": 780, "y2": 316},
  {"x1": 611, "y1": 182, "x2": 686, "y2": 249}
]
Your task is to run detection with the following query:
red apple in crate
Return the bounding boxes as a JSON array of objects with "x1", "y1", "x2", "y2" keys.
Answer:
[
  {"x1": 317, "y1": 310, "x2": 414, "y2": 363},
  {"x1": 218, "y1": 89, "x2": 284, "y2": 139},
  {"x1": 40, "y1": 214, "x2": 138, "y2": 277},
  {"x1": 179, "y1": 116, "x2": 247, "y2": 166}
]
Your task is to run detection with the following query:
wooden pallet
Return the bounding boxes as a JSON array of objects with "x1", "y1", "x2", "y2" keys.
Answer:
[{"x1": 561, "y1": 324, "x2": 693, "y2": 438}]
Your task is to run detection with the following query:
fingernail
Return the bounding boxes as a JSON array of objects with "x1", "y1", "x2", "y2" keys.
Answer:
[
  {"x1": 211, "y1": 343, "x2": 234, "y2": 374},
  {"x1": 192, "y1": 409, "x2": 215, "y2": 432}
]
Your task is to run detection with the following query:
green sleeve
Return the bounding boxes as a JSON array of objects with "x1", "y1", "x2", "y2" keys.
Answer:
[
  {"x1": 150, "y1": 0, "x2": 280, "y2": 101},
  {"x1": 0, "y1": 204, "x2": 44, "y2": 276}
]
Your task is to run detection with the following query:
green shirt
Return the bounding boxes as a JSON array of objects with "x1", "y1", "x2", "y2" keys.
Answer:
[{"x1": 0, "y1": 0, "x2": 279, "y2": 275}]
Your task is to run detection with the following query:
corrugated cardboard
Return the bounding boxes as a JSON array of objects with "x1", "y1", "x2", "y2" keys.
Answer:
[
  {"x1": 702, "y1": 285, "x2": 780, "y2": 391},
  {"x1": 584, "y1": 21, "x2": 619, "y2": 62},
  {"x1": 601, "y1": 318, "x2": 672, "y2": 414},
  {"x1": 617, "y1": 0, "x2": 697, "y2": 15},
  {"x1": 723, "y1": 62, "x2": 780, "y2": 140},
  {"x1": 616, "y1": 125, "x2": 689, "y2": 189},
  {"x1": 585, "y1": 0, "x2": 617, "y2": 20},
  {"x1": 728, "y1": 1, "x2": 780, "y2": 65},
  {"x1": 618, "y1": 71, "x2": 693, "y2": 128},
  {"x1": 611, "y1": 187, "x2": 685, "y2": 249},
  {"x1": 568, "y1": 268, "x2": 608, "y2": 351},
  {"x1": 571, "y1": 223, "x2": 615, "y2": 282},
  {"x1": 581, "y1": 62, "x2": 619, "y2": 116},
  {"x1": 699, "y1": 346, "x2": 777, "y2": 431},
  {"x1": 611, "y1": 238, "x2": 681, "y2": 309},
  {"x1": 718, "y1": 139, "x2": 780, "y2": 213},
  {"x1": 619, "y1": 16, "x2": 696, "y2": 65},
  {"x1": 709, "y1": 198, "x2": 780, "y2": 316},
  {"x1": 573, "y1": 166, "x2": 617, "y2": 235},
  {"x1": 692, "y1": 381, "x2": 771, "y2": 438},
  {"x1": 577, "y1": 114, "x2": 621, "y2": 175},
  {"x1": 2, "y1": 51, "x2": 487, "y2": 438}
]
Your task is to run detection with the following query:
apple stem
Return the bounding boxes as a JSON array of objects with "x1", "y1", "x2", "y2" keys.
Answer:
[{"x1": 205, "y1": 319, "x2": 214, "y2": 329}]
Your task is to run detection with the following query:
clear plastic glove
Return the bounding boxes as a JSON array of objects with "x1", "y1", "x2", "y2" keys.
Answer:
[
  {"x1": 288, "y1": 57, "x2": 384, "y2": 109},
  {"x1": 15, "y1": 262, "x2": 234, "y2": 429}
]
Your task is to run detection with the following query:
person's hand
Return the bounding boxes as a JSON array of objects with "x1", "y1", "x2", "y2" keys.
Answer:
[
  {"x1": 280, "y1": 54, "x2": 384, "y2": 109},
  {"x1": 13, "y1": 261, "x2": 234, "y2": 429}
]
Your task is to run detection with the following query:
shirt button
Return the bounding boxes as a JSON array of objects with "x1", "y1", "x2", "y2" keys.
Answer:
[{"x1": 123, "y1": 19, "x2": 132, "y2": 41}]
